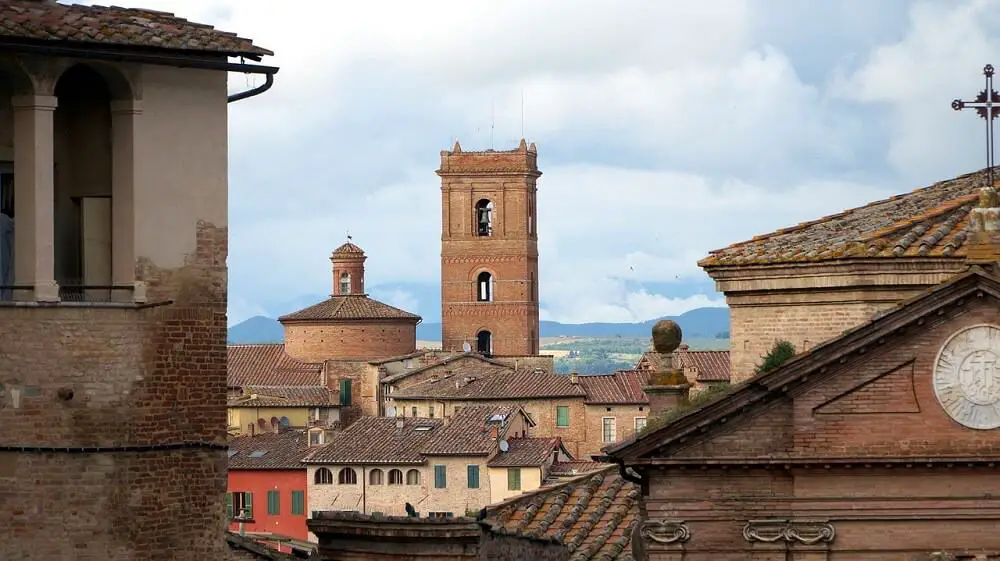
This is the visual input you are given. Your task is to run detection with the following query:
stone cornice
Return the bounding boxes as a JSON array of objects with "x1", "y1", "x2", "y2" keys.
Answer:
[{"x1": 706, "y1": 259, "x2": 966, "y2": 294}]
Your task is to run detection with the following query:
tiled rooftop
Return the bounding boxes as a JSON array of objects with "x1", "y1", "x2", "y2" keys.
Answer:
[
  {"x1": 0, "y1": 0, "x2": 271, "y2": 57},
  {"x1": 390, "y1": 368, "x2": 587, "y2": 401},
  {"x1": 699, "y1": 168, "x2": 989, "y2": 267},
  {"x1": 228, "y1": 430, "x2": 310, "y2": 470},
  {"x1": 228, "y1": 386, "x2": 340, "y2": 408},
  {"x1": 331, "y1": 242, "x2": 365, "y2": 256},
  {"x1": 381, "y1": 352, "x2": 509, "y2": 384},
  {"x1": 421, "y1": 405, "x2": 523, "y2": 457},
  {"x1": 278, "y1": 295, "x2": 421, "y2": 322},
  {"x1": 488, "y1": 437, "x2": 562, "y2": 468},
  {"x1": 578, "y1": 370, "x2": 648, "y2": 405},
  {"x1": 303, "y1": 416, "x2": 443, "y2": 465},
  {"x1": 486, "y1": 466, "x2": 641, "y2": 561},
  {"x1": 227, "y1": 344, "x2": 322, "y2": 387},
  {"x1": 636, "y1": 347, "x2": 731, "y2": 383},
  {"x1": 545, "y1": 461, "x2": 612, "y2": 482}
]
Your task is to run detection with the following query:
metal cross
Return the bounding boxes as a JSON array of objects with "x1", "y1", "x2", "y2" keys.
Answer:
[{"x1": 953, "y1": 64, "x2": 1000, "y2": 187}]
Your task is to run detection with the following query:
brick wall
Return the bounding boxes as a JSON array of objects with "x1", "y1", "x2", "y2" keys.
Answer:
[
  {"x1": 283, "y1": 321, "x2": 417, "y2": 362},
  {"x1": 0, "y1": 221, "x2": 231, "y2": 560},
  {"x1": 582, "y1": 404, "x2": 649, "y2": 458}
]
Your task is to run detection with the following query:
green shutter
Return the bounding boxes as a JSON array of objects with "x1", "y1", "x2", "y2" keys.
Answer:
[
  {"x1": 245, "y1": 492, "x2": 253, "y2": 518},
  {"x1": 467, "y1": 465, "x2": 479, "y2": 489},
  {"x1": 339, "y1": 379, "x2": 352, "y2": 406},
  {"x1": 291, "y1": 491, "x2": 305, "y2": 515},
  {"x1": 226, "y1": 493, "x2": 233, "y2": 519},
  {"x1": 556, "y1": 406, "x2": 570, "y2": 427},
  {"x1": 267, "y1": 490, "x2": 280, "y2": 515},
  {"x1": 434, "y1": 465, "x2": 446, "y2": 489},
  {"x1": 508, "y1": 468, "x2": 521, "y2": 491}
]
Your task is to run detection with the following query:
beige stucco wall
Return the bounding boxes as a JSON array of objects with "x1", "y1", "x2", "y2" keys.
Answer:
[
  {"x1": 487, "y1": 466, "x2": 542, "y2": 504},
  {"x1": 228, "y1": 406, "x2": 340, "y2": 436},
  {"x1": 582, "y1": 404, "x2": 648, "y2": 458}
]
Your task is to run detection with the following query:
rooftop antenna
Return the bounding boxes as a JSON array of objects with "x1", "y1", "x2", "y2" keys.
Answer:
[
  {"x1": 521, "y1": 88, "x2": 525, "y2": 139},
  {"x1": 490, "y1": 99, "x2": 495, "y2": 150}
]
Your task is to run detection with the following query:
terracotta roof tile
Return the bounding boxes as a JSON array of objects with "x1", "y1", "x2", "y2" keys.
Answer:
[
  {"x1": 228, "y1": 430, "x2": 310, "y2": 470},
  {"x1": 227, "y1": 344, "x2": 322, "y2": 387},
  {"x1": 0, "y1": 0, "x2": 271, "y2": 57},
  {"x1": 546, "y1": 461, "x2": 612, "y2": 479},
  {"x1": 676, "y1": 347, "x2": 731, "y2": 382},
  {"x1": 278, "y1": 295, "x2": 421, "y2": 322},
  {"x1": 699, "y1": 168, "x2": 989, "y2": 267},
  {"x1": 422, "y1": 405, "x2": 523, "y2": 456},
  {"x1": 486, "y1": 466, "x2": 640, "y2": 561},
  {"x1": 303, "y1": 417, "x2": 443, "y2": 465},
  {"x1": 579, "y1": 371, "x2": 648, "y2": 405},
  {"x1": 488, "y1": 437, "x2": 562, "y2": 467},
  {"x1": 381, "y1": 352, "x2": 509, "y2": 384},
  {"x1": 331, "y1": 242, "x2": 365, "y2": 256},
  {"x1": 228, "y1": 386, "x2": 340, "y2": 407},
  {"x1": 391, "y1": 368, "x2": 587, "y2": 401}
]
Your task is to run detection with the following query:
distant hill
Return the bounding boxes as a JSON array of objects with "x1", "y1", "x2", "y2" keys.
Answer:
[{"x1": 227, "y1": 306, "x2": 730, "y2": 344}]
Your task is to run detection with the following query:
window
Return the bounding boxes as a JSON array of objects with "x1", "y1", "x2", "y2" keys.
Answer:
[
  {"x1": 338, "y1": 467, "x2": 358, "y2": 485},
  {"x1": 406, "y1": 469, "x2": 421, "y2": 485},
  {"x1": 314, "y1": 467, "x2": 334, "y2": 485},
  {"x1": 634, "y1": 417, "x2": 647, "y2": 433},
  {"x1": 556, "y1": 406, "x2": 570, "y2": 428},
  {"x1": 602, "y1": 417, "x2": 617, "y2": 443},
  {"x1": 476, "y1": 330, "x2": 492, "y2": 355},
  {"x1": 339, "y1": 272, "x2": 351, "y2": 295},
  {"x1": 507, "y1": 468, "x2": 521, "y2": 491},
  {"x1": 434, "y1": 465, "x2": 447, "y2": 489},
  {"x1": 467, "y1": 465, "x2": 480, "y2": 489},
  {"x1": 267, "y1": 490, "x2": 280, "y2": 515},
  {"x1": 428, "y1": 512, "x2": 454, "y2": 518},
  {"x1": 339, "y1": 379, "x2": 352, "y2": 406},
  {"x1": 309, "y1": 430, "x2": 324, "y2": 446},
  {"x1": 476, "y1": 271, "x2": 493, "y2": 302},
  {"x1": 291, "y1": 491, "x2": 305, "y2": 516},
  {"x1": 388, "y1": 469, "x2": 403, "y2": 485},
  {"x1": 475, "y1": 199, "x2": 493, "y2": 236},
  {"x1": 227, "y1": 492, "x2": 253, "y2": 520},
  {"x1": 428, "y1": 406, "x2": 435, "y2": 419},
  {"x1": 369, "y1": 469, "x2": 383, "y2": 485}
]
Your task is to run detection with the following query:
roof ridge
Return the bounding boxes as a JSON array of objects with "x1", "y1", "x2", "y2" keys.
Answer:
[{"x1": 858, "y1": 193, "x2": 978, "y2": 243}]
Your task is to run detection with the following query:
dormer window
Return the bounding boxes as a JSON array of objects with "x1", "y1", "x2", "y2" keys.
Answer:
[
  {"x1": 475, "y1": 199, "x2": 493, "y2": 237},
  {"x1": 339, "y1": 272, "x2": 351, "y2": 295}
]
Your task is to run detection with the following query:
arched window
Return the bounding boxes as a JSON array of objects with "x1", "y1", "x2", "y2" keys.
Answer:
[
  {"x1": 338, "y1": 467, "x2": 358, "y2": 485},
  {"x1": 314, "y1": 467, "x2": 334, "y2": 485},
  {"x1": 477, "y1": 330, "x2": 493, "y2": 356},
  {"x1": 339, "y1": 272, "x2": 351, "y2": 295},
  {"x1": 388, "y1": 469, "x2": 403, "y2": 485},
  {"x1": 406, "y1": 469, "x2": 421, "y2": 485},
  {"x1": 369, "y1": 469, "x2": 383, "y2": 485},
  {"x1": 475, "y1": 199, "x2": 494, "y2": 236},
  {"x1": 476, "y1": 271, "x2": 493, "y2": 302}
]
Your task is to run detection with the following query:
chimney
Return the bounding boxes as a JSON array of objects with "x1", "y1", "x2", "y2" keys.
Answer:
[
  {"x1": 643, "y1": 320, "x2": 691, "y2": 416},
  {"x1": 569, "y1": 371, "x2": 578, "y2": 385},
  {"x1": 488, "y1": 425, "x2": 499, "y2": 440}
]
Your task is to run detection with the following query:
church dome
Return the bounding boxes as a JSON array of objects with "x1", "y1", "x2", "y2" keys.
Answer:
[{"x1": 332, "y1": 242, "x2": 365, "y2": 257}]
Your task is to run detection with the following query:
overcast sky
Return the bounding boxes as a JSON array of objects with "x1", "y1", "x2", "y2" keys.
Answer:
[{"x1": 85, "y1": 0, "x2": 1000, "y2": 325}]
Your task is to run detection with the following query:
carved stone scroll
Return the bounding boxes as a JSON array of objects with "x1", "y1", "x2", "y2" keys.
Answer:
[
  {"x1": 742, "y1": 519, "x2": 835, "y2": 545},
  {"x1": 640, "y1": 519, "x2": 691, "y2": 544}
]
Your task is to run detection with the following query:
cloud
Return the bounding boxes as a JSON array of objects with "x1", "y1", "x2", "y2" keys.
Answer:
[{"x1": 75, "y1": 0, "x2": 1000, "y2": 325}]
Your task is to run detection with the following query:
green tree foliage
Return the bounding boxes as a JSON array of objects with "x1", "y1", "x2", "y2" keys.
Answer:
[{"x1": 755, "y1": 339, "x2": 796, "y2": 376}]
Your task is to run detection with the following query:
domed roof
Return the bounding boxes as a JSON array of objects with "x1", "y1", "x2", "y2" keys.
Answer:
[{"x1": 331, "y1": 242, "x2": 365, "y2": 257}]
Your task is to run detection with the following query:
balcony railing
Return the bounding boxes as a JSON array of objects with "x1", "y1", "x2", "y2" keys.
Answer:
[{"x1": 0, "y1": 281, "x2": 136, "y2": 304}]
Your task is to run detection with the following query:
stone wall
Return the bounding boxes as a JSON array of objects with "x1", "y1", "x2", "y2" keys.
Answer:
[
  {"x1": 284, "y1": 321, "x2": 417, "y2": 362},
  {"x1": 582, "y1": 403, "x2": 648, "y2": 458}
]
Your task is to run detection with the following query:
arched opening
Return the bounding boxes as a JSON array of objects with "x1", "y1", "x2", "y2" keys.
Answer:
[
  {"x1": 476, "y1": 330, "x2": 492, "y2": 356},
  {"x1": 369, "y1": 469, "x2": 383, "y2": 485},
  {"x1": 406, "y1": 469, "x2": 420, "y2": 485},
  {"x1": 339, "y1": 271, "x2": 351, "y2": 295},
  {"x1": 53, "y1": 64, "x2": 116, "y2": 301},
  {"x1": 475, "y1": 199, "x2": 493, "y2": 237},
  {"x1": 338, "y1": 467, "x2": 358, "y2": 485},
  {"x1": 388, "y1": 469, "x2": 403, "y2": 485},
  {"x1": 314, "y1": 467, "x2": 334, "y2": 485},
  {"x1": 476, "y1": 271, "x2": 493, "y2": 302},
  {"x1": 0, "y1": 62, "x2": 36, "y2": 301}
]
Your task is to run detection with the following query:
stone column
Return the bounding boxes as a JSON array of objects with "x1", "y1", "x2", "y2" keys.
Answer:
[
  {"x1": 11, "y1": 94, "x2": 59, "y2": 302},
  {"x1": 110, "y1": 100, "x2": 144, "y2": 303}
]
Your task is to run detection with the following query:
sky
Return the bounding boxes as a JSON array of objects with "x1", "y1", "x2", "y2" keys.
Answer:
[{"x1": 84, "y1": 0, "x2": 1000, "y2": 325}]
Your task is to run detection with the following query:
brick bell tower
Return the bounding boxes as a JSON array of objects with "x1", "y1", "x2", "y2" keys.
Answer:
[{"x1": 437, "y1": 138, "x2": 541, "y2": 357}]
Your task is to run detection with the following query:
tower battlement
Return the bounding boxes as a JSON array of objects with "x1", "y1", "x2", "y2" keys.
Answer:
[{"x1": 437, "y1": 139, "x2": 540, "y2": 176}]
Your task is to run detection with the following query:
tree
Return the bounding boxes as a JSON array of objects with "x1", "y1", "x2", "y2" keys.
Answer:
[{"x1": 755, "y1": 340, "x2": 796, "y2": 376}]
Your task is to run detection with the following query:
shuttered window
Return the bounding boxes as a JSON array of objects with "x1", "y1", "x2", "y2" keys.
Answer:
[
  {"x1": 339, "y1": 379, "x2": 352, "y2": 406},
  {"x1": 267, "y1": 490, "x2": 280, "y2": 515},
  {"x1": 434, "y1": 465, "x2": 447, "y2": 489},
  {"x1": 467, "y1": 465, "x2": 480, "y2": 489},
  {"x1": 556, "y1": 406, "x2": 570, "y2": 427},
  {"x1": 508, "y1": 468, "x2": 521, "y2": 491},
  {"x1": 291, "y1": 491, "x2": 305, "y2": 515}
]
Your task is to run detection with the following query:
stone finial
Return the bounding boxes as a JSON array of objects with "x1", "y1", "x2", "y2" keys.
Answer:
[
  {"x1": 651, "y1": 320, "x2": 683, "y2": 354},
  {"x1": 452, "y1": 140, "x2": 462, "y2": 153},
  {"x1": 518, "y1": 138, "x2": 528, "y2": 151},
  {"x1": 527, "y1": 142, "x2": 537, "y2": 153}
]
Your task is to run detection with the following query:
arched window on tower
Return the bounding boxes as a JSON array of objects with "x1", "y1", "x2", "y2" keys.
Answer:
[
  {"x1": 477, "y1": 330, "x2": 493, "y2": 356},
  {"x1": 339, "y1": 272, "x2": 351, "y2": 295},
  {"x1": 475, "y1": 199, "x2": 494, "y2": 237},
  {"x1": 477, "y1": 271, "x2": 493, "y2": 302}
]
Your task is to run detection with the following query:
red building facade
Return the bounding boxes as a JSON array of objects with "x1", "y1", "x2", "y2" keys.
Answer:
[{"x1": 228, "y1": 430, "x2": 312, "y2": 554}]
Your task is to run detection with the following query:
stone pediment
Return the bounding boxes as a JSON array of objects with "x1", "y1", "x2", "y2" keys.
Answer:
[{"x1": 605, "y1": 266, "x2": 1000, "y2": 464}]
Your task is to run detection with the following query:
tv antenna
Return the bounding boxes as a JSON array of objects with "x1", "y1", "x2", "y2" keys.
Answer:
[
  {"x1": 521, "y1": 88, "x2": 525, "y2": 139},
  {"x1": 490, "y1": 99, "x2": 495, "y2": 150}
]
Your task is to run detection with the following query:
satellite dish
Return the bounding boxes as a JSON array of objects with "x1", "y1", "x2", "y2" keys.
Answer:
[
  {"x1": 462, "y1": 342, "x2": 472, "y2": 352},
  {"x1": 279, "y1": 416, "x2": 290, "y2": 428},
  {"x1": 498, "y1": 439, "x2": 510, "y2": 452},
  {"x1": 387, "y1": 407, "x2": 397, "y2": 417}
]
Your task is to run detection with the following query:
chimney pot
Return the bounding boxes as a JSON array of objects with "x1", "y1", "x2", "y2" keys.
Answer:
[{"x1": 570, "y1": 372, "x2": 578, "y2": 385}]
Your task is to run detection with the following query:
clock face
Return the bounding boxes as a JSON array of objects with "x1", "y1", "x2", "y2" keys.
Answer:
[{"x1": 933, "y1": 324, "x2": 1000, "y2": 430}]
